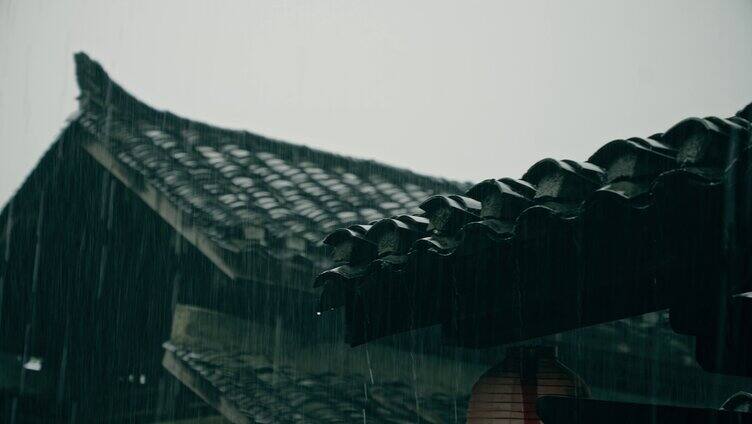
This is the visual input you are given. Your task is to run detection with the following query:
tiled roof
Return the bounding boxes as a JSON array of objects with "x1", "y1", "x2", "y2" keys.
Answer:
[
  {"x1": 162, "y1": 321, "x2": 752, "y2": 424},
  {"x1": 315, "y1": 104, "x2": 752, "y2": 347},
  {"x1": 162, "y1": 341, "x2": 467, "y2": 424},
  {"x1": 72, "y1": 53, "x2": 467, "y2": 280}
]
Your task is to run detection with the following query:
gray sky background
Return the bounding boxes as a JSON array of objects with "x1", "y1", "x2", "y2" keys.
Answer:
[{"x1": 1, "y1": 0, "x2": 752, "y2": 205}]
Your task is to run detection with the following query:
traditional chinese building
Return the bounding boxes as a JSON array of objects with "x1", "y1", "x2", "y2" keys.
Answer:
[{"x1": 1, "y1": 53, "x2": 750, "y2": 423}]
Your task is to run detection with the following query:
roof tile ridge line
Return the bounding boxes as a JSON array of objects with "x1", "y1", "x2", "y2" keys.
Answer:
[{"x1": 72, "y1": 52, "x2": 470, "y2": 192}]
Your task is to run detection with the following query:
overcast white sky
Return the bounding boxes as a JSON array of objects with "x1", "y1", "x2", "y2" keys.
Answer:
[{"x1": 1, "y1": 0, "x2": 751, "y2": 204}]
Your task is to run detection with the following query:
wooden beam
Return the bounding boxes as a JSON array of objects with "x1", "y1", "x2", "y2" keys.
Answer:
[
  {"x1": 81, "y1": 138, "x2": 244, "y2": 281},
  {"x1": 162, "y1": 350, "x2": 248, "y2": 424}
]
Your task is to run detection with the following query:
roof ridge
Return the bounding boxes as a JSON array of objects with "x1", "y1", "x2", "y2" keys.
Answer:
[
  {"x1": 73, "y1": 52, "x2": 469, "y2": 193},
  {"x1": 314, "y1": 104, "x2": 752, "y2": 346}
]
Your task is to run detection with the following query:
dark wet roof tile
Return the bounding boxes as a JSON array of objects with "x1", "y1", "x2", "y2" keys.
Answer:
[
  {"x1": 365, "y1": 215, "x2": 430, "y2": 257},
  {"x1": 419, "y1": 195, "x2": 481, "y2": 235},
  {"x1": 523, "y1": 159, "x2": 605, "y2": 202},
  {"x1": 315, "y1": 104, "x2": 752, "y2": 346},
  {"x1": 466, "y1": 178, "x2": 535, "y2": 220},
  {"x1": 588, "y1": 138, "x2": 676, "y2": 182}
]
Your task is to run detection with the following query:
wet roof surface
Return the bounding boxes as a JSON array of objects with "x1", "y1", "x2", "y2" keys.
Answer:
[
  {"x1": 72, "y1": 53, "x2": 467, "y2": 273},
  {"x1": 315, "y1": 103, "x2": 752, "y2": 346},
  {"x1": 163, "y1": 341, "x2": 466, "y2": 424}
]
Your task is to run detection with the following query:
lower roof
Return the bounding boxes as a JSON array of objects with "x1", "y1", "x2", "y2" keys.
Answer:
[{"x1": 162, "y1": 341, "x2": 465, "y2": 424}]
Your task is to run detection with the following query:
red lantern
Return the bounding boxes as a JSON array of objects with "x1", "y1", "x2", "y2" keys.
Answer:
[{"x1": 467, "y1": 346, "x2": 590, "y2": 423}]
